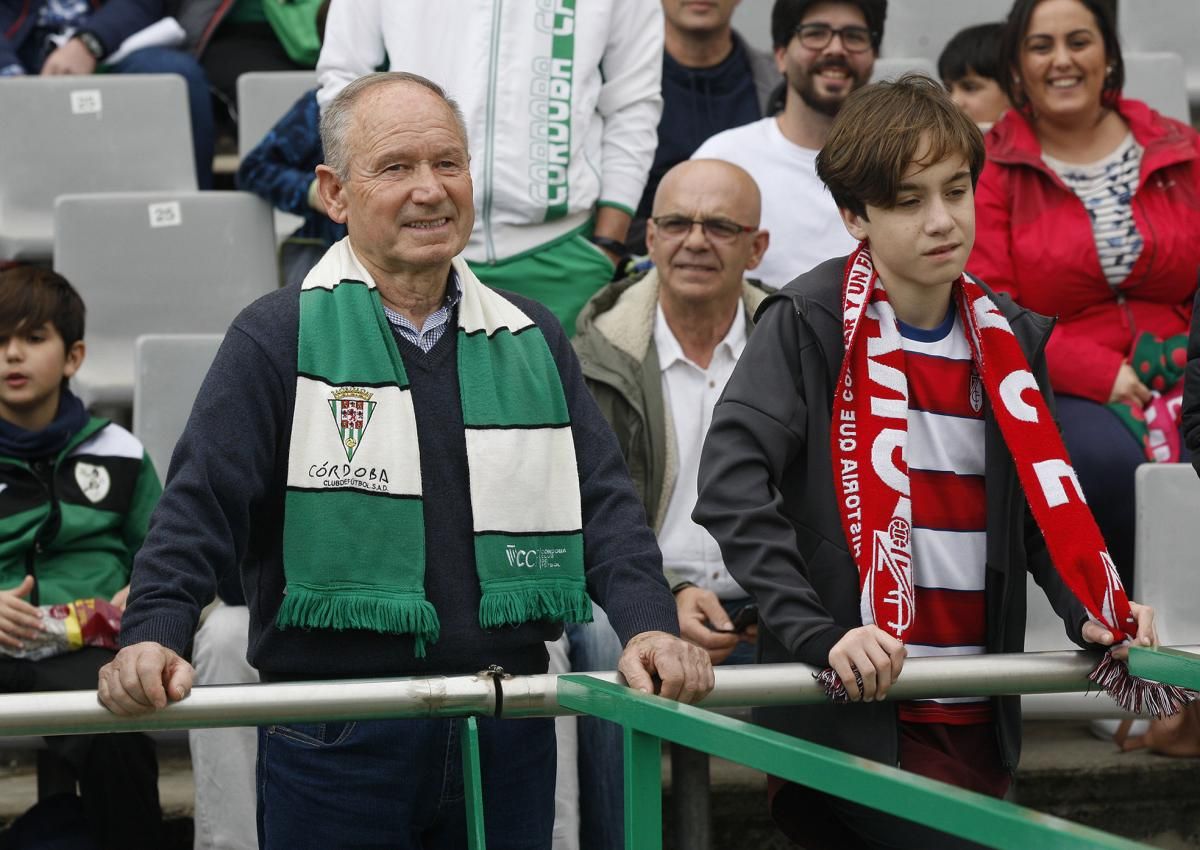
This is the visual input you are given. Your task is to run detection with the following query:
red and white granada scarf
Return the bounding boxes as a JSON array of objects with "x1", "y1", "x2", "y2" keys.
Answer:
[{"x1": 824, "y1": 243, "x2": 1193, "y2": 716}]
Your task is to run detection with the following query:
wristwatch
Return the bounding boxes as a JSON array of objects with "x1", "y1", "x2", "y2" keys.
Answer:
[
  {"x1": 74, "y1": 31, "x2": 106, "y2": 61},
  {"x1": 588, "y1": 235, "x2": 635, "y2": 281}
]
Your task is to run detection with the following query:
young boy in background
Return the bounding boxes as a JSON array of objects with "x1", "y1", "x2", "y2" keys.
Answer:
[
  {"x1": 0, "y1": 266, "x2": 162, "y2": 848},
  {"x1": 694, "y1": 75, "x2": 1157, "y2": 849},
  {"x1": 938, "y1": 22, "x2": 1011, "y2": 129}
]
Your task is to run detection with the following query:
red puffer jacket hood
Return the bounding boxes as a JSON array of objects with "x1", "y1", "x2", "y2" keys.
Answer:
[{"x1": 969, "y1": 98, "x2": 1200, "y2": 401}]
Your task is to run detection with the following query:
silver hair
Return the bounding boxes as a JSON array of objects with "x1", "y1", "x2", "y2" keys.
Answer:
[{"x1": 319, "y1": 72, "x2": 470, "y2": 180}]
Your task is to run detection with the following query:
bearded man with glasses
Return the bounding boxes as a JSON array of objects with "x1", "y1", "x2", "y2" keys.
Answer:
[{"x1": 693, "y1": 0, "x2": 887, "y2": 288}]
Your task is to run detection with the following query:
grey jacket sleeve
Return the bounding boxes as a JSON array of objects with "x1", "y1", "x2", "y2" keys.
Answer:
[{"x1": 693, "y1": 296, "x2": 847, "y2": 666}]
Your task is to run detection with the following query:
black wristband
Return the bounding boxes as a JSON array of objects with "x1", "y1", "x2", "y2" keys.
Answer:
[
  {"x1": 588, "y1": 235, "x2": 628, "y2": 255},
  {"x1": 75, "y1": 31, "x2": 106, "y2": 60},
  {"x1": 589, "y1": 234, "x2": 636, "y2": 282}
]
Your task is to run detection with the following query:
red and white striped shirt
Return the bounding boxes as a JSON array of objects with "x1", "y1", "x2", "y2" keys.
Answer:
[{"x1": 897, "y1": 308, "x2": 990, "y2": 725}]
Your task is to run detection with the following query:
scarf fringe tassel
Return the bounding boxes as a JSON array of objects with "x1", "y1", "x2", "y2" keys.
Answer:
[
  {"x1": 815, "y1": 668, "x2": 851, "y2": 702},
  {"x1": 1088, "y1": 652, "x2": 1199, "y2": 718},
  {"x1": 814, "y1": 655, "x2": 1200, "y2": 716},
  {"x1": 479, "y1": 586, "x2": 593, "y2": 630},
  {"x1": 276, "y1": 588, "x2": 440, "y2": 658}
]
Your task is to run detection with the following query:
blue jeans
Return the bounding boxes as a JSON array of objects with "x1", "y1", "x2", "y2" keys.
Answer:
[
  {"x1": 110, "y1": 47, "x2": 215, "y2": 189},
  {"x1": 256, "y1": 716, "x2": 556, "y2": 850}
]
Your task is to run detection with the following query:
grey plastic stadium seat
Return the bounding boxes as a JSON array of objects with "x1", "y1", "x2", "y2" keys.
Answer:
[
  {"x1": 870, "y1": 56, "x2": 938, "y2": 83},
  {"x1": 1123, "y1": 52, "x2": 1190, "y2": 124},
  {"x1": 236, "y1": 70, "x2": 319, "y2": 158},
  {"x1": 881, "y1": 0, "x2": 1011, "y2": 66},
  {"x1": 1024, "y1": 462, "x2": 1200, "y2": 718},
  {"x1": 732, "y1": 1, "x2": 1009, "y2": 63},
  {"x1": 0, "y1": 75, "x2": 197, "y2": 261},
  {"x1": 133, "y1": 334, "x2": 224, "y2": 481},
  {"x1": 235, "y1": 70, "x2": 319, "y2": 242},
  {"x1": 54, "y1": 191, "x2": 277, "y2": 408},
  {"x1": 1132, "y1": 464, "x2": 1200, "y2": 649},
  {"x1": 1119, "y1": 0, "x2": 1200, "y2": 109}
]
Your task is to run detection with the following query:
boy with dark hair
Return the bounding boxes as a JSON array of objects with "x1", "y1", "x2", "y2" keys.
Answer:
[
  {"x1": 937, "y1": 22, "x2": 1011, "y2": 128},
  {"x1": 0, "y1": 266, "x2": 163, "y2": 847},
  {"x1": 694, "y1": 74, "x2": 1161, "y2": 849}
]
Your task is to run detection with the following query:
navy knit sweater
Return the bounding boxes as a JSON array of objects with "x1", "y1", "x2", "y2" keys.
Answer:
[{"x1": 119, "y1": 283, "x2": 678, "y2": 680}]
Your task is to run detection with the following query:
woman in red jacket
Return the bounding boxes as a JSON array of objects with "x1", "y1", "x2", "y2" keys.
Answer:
[{"x1": 970, "y1": 0, "x2": 1200, "y2": 588}]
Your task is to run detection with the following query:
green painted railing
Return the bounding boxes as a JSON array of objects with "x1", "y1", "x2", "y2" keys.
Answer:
[
  {"x1": 552, "y1": 675, "x2": 1159, "y2": 850},
  {"x1": 1129, "y1": 644, "x2": 1200, "y2": 691}
]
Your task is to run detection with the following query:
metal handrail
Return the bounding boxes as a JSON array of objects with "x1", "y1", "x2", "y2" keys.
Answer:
[{"x1": 0, "y1": 645, "x2": 1195, "y2": 738}]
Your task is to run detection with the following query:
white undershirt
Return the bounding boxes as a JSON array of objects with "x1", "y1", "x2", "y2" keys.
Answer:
[
  {"x1": 654, "y1": 303, "x2": 747, "y2": 598},
  {"x1": 1043, "y1": 133, "x2": 1144, "y2": 287},
  {"x1": 692, "y1": 117, "x2": 858, "y2": 288}
]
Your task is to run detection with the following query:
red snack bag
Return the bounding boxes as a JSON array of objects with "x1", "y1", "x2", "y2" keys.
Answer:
[{"x1": 1, "y1": 598, "x2": 123, "y2": 661}]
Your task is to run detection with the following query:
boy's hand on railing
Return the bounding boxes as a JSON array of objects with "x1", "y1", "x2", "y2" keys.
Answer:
[
  {"x1": 97, "y1": 641, "x2": 194, "y2": 715},
  {"x1": 828, "y1": 626, "x2": 907, "y2": 701},
  {"x1": 619, "y1": 630, "x2": 714, "y2": 705},
  {"x1": 1082, "y1": 600, "x2": 1158, "y2": 661}
]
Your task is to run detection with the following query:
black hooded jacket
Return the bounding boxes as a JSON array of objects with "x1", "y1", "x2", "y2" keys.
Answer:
[{"x1": 694, "y1": 256, "x2": 1092, "y2": 772}]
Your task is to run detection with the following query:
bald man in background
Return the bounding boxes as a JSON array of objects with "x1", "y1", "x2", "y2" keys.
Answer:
[{"x1": 562, "y1": 160, "x2": 771, "y2": 847}]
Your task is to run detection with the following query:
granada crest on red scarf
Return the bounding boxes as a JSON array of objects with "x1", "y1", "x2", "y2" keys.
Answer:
[{"x1": 821, "y1": 242, "x2": 1196, "y2": 717}]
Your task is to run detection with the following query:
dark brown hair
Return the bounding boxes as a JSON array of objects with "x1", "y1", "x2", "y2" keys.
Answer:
[
  {"x1": 999, "y1": 0, "x2": 1124, "y2": 112},
  {"x1": 816, "y1": 73, "x2": 986, "y2": 219},
  {"x1": 0, "y1": 266, "x2": 86, "y2": 349},
  {"x1": 771, "y1": 0, "x2": 888, "y2": 51},
  {"x1": 938, "y1": 22, "x2": 1005, "y2": 85}
]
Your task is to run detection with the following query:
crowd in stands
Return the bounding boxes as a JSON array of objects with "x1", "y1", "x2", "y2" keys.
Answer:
[{"x1": 2, "y1": 0, "x2": 1199, "y2": 848}]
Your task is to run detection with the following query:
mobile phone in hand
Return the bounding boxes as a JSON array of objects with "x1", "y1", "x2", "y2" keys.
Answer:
[{"x1": 712, "y1": 603, "x2": 758, "y2": 634}]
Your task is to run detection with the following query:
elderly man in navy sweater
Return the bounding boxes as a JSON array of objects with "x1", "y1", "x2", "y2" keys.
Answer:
[{"x1": 98, "y1": 71, "x2": 712, "y2": 850}]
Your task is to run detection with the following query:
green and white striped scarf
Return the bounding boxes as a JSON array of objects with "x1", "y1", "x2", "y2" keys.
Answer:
[{"x1": 280, "y1": 239, "x2": 590, "y2": 656}]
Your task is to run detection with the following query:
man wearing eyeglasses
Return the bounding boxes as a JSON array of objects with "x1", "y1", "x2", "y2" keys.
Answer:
[
  {"x1": 693, "y1": 0, "x2": 887, "y2": 287},
  {"x1": 566, "y1": 158, "x2": 769, "y2": 847},
  {"x1": 576, "y1": 157, "x2": 770, "y2": 662}
]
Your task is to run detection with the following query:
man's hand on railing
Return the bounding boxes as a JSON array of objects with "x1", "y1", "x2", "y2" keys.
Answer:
[
  {"x1": 618, "y1": 630, "x2": 714, "y2": 705},
  {"x1": 1082, "y1": 600, "x2": 1158, "y2": 660},
  {"x1": 97, "y1": 641, "x2": 194, "y2": 715}
]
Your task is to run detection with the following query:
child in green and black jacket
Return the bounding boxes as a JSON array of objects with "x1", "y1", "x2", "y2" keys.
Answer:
[{"x1": 0, "y1": 266, "x2": 163, "y2": 848}]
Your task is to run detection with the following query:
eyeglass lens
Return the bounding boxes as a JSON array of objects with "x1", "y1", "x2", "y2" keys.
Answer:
[
  {"x1": 797, "y1": 24, "x2": 872, "y2": 52},
  {"x1": 655, "y1": 217, "x2": 745, "y2": 240}
]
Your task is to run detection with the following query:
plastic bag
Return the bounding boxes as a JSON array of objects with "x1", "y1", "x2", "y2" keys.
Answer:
[{"x1": 0, "y1": 598, "x2": 122, "y2": 661}]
